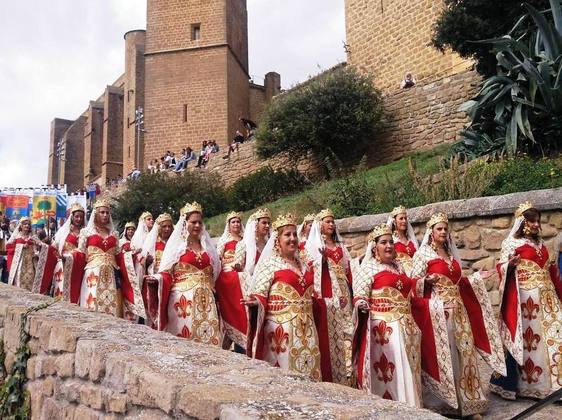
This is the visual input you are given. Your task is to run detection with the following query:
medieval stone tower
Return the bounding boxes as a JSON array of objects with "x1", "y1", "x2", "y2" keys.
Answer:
[{"x1": 142, "y1": 0, "x2": 251, "y2": 171}]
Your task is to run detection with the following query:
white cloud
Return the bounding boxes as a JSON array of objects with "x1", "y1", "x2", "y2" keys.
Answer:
[{"x1": 0, "y1": 0, "x2": 345, "y2": 188}]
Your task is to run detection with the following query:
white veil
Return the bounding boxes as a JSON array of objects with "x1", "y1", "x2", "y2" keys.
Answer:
[
  {"x1": 361, "y1": 239, "x2": 375, "y2": 269},
  {"x1": 140, "y1": 224, "x2": 159, "y2": 260},
  {"x1": 243, "y1": 218, "x2": 270, "y2": 275},
  {"x1": 158, "y1": 213, "x2": 220, "y2": 281},
  {"x1": 53, "y1": 206, "x2": 85, "y2": 254},
  {"x1": 386, "y1": 214, "x2": 418, "y2": 249},
  {"x1": 84, "y1": 206, "x2": 115, "y2": 236},
  {"x1": 420, "y1": 223, "x2": 461, "y2": 265},
  {"x1": 305, "y1": 219, "x2": 350, "y2": 269},
  {"x1": 6, "y1": 218, "x2": 30, "y2": 245},
  {"x1": 130, "y1": 213, "x2": 151, "y2": 251}
]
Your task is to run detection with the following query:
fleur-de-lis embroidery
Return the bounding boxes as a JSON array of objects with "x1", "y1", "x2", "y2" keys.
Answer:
[
  {"x1": 372, "y1": 321, "x2": 393, "y2": 345},
  {"x1": 174, "y1": 295, "x2": 193, "y2": 319},
  {"x1": 520, "y1": 358, "x2": 543, "y2": 384},
  {"x1": 86, "y1": 272, "x2": 98, "y2": 288},
  {"x1": 521, "y1": 297, "x2": 539, "y2": 320},
  {"x1": 460, "y1": 364, "x2": 481, "y2": 400},
  {"x1": 177, "y1": 325, "x2": 192, "y2": 339},
  {"x1": 268, "y1": 325, "x2": 289, "y2": 354},
  {"x1": 373, "y1": 353, "x2": 395, "y2": 384},
  {"x1": 522, "y1": 327, "x2": 541, "y2": 352},
  {"x1": 85, "y1": 293, "x2": 96, "y2": 309}
]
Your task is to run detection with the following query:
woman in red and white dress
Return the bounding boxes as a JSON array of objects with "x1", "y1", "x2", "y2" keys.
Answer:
[
  {"x1": 77, "y1": 199, "x2": 122, "y2": 317},
  {"x1": 297, "y1": 214, "x2": 314, "y2": 261},
  {"x1": 242, "y1": 208, "x2": 271, "y2": 279},
  {"x1": 51, "y1": 203, "x2": 86, "y2": 300},
  {"x1": 245, "y1": 213, "x2": 322, "y2": 381},
  {"x1": 306, "y1": 208, "x2": 353, "y2": 385},
  {"x1": 7, "y1": 217, "x2": 55, "y2": 294},
  {"x1": 386, "y1": 206, "x2": 418, "y2": 276},
  {"x1": 490, "y1": 202, "x2": 562, "y2": 400},
  {"x1": 215, "y1": 211, "x2": 248, "y2": 351},
  {"x1": 410, "y1": 212, "x2": 505, "y2": 417},
  {"x1": 119, "y1": 222, "x2": 136, "y2": 251},
  {"x1": 146, "y1": 202, "x2": 221, "y2": 344},
  {"x1": 353, "y1": 224, "x2": 426, "y2": 407}
]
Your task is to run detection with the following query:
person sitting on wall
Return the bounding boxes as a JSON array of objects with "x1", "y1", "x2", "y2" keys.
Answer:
[
  {"x1": 223, "y1": 130, "x2": 245, "y2": 159},
  {"x1": 400, "y1": 72, "x2": 416, "y2": 89},
  {"x1": 195, "y1": 141, "x2": 209, "y2": 168},
  {"x1": 175, "y1": 147, "x2": 197, "y2": 172}
]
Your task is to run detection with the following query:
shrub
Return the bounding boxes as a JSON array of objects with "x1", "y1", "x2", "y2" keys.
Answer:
[
  {"x1": 255, "y1": 66, "x2": 383, "y2": 174},
  {"x1": 112, "y1": 171, "x2": 230, "y2": 228},
  {"x1": 455, "y1": 1, "x2": 562, "y2": 158},
  {"x1": 228, "y1": 167, "x2": 310, "y2": 211}
]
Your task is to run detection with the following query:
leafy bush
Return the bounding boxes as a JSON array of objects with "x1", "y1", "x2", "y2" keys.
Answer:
[
  {"x1": 456, "y1": 1, "x2": 562, "y2": 158},
  {"x1": 112, "y1": 171, "x2": 230, "y2": 228},
  {"x1": 255, "y1": 66, "x2": 383, "y2": 174},
  {"x1": 432, "y1": 0, "x2": 549, "y2": 76},
  {"x1": 483, "y1": 156, "x2": 562, "y2": 195},
  {"x1": 228, "y1": 166, "x2": 310, "y2": 211}
]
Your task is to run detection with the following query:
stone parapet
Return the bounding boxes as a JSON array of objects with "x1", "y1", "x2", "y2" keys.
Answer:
[{"x1": 0, "y1": 285, "x2": 441, "y2": 419}]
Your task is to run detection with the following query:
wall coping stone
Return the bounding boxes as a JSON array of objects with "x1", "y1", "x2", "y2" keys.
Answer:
[
  {"x1": 337, "y1": 187, "x2": 562, "y2": 234},
  {"x1": 0, "y1": 284, "x2": 442, "y2": 419}
]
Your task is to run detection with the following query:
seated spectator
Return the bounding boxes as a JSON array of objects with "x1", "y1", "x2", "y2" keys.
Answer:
[
  {"x1": 159, "y1": 156, "x2": 167, "y2": 171},
  {"x1": 400, "y1": 72, "x2": 416, "y2": 89},
  {"x1": 175, "y1": 147, "x2": 197, "y2": 172},
  {"x1": 195, "y1": 141, "x2": 209, "y2": 168},
  {"x1": 223, "y1": 130, "x2": 245, "y2": 159},
  {"x1": 210, "y1": 140, "x2": 219, "y2": 153},
  {"x1": 239, "y1": 117, "x2": 257, "y2": 140},
  {"x1": 128, "y1": 167, "x2": 141, "y2": 180},
  {"x1": 147, "y1": 160, "x2": 157, "y2": 173}
]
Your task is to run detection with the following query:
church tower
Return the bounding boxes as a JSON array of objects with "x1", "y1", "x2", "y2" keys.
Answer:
[{"x1": 143, "y1": 0, "x2": 250, "y2": 167}]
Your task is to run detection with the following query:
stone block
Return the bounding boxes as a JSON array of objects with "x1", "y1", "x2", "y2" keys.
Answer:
[
  {"x1": 35, "y1": 354, "x2": 57, "y2": 377},
  {"x1": 128, "y1": 370, "x2": 179, "y2": 414},
  {"x1": 74, "y1": 404, "x2": 103, "y2": 420},
  {"x1": 540, "y1": 224, "x2": 558, "y2": 239},
  {"x1": 55, "y1": 353, "x2": 75, "y2": 378},
  {"x1": 482, "y1": 229, "x2": 507, "y2": 251},
  {"x1": 39, "y1": 397, "x2": 76, "y2": 420},
  {"x1": 106, "y1": 392, "x2": 127, "y2": 413},
  {"x1": 548, "y1": 212, "x2": 562, "y2": 228},
  {"x1": 460, "y1": 225, "x2": 481, "y2": 249},
  {"x1": 492, "y1": 217, "x2": 512, "y2": 229},
  {"x1": 80, "y1": 383, "x2": 104, "y2": 410},
  {"x1": 459, "y1": 249, "x2": 489, "y2": 261},
  {"x1": 48, "y1": 324, "x2": 79, "y2": 353},
  {"x1": 26, "y1": 355, "x2": 37, "y2": 380},
  {"x1": 472, "y1": 256, "x2": 496, "y2": 273},
  {"x1": 59, "y1": 379, "x2": 81, "y2": 402}
]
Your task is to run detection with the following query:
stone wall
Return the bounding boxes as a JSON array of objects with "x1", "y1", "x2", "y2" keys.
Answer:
[
  {"x1": 199, "y1": 140, "x2": 323, "y2": 187},
  {"x1": 0, "y1": 286, "x2": 440, "y2": 419},
  {"x1": 337, "y1": 188, "x2": 562, "y2": 306}
]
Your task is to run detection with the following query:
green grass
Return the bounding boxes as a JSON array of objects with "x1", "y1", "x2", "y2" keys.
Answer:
[{"x1": 205, "y1": 144, "x2": 451, "y2": 236}]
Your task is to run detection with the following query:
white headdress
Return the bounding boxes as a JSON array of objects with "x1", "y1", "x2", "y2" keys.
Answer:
[
  {"x1": 53, "y1": 203, "x2": 85, "y2": 254},
  {"x1": 130, "y1": 211, "x2": 153, "y2": 251},
  {"x1": 297, "y1": 214, "x2": 315, "y2": 242},
  {"x1": 120, "y1": 221, "x2": 136, "y2": 240},
  {"x1": 361, "y1": 224, "x2": 393, "y2": 269},
  {"x1": 219, "y1": 211, "x2": 244, "y2": 243},
  {"x1": 243, "y1": 208, "x2": 271, "y2": 275},
  {"x1": 420, "y1": 212, "x2": 461, "y2": 264},
  {"x1": 508, "y1": 201, "x2": 537, "y2": 239},
  {"x1": 141, "y1": 213, "x2": 173, "y2": 260},
  {"x1": 6, "y1": 217, "x2": 31, "y2": 245},
  {"x1": 158, "y1": 203, "x2": 220, "y2": 281},
  {"x1": 247, "y1": 214, "x2": 299, "y2": 292},
  {"x1": 84, "y1": 198, "x2": 115, "y2": 236},
  {"x1": 386, "y1": 206, "x2": 418, "y2": 249}
]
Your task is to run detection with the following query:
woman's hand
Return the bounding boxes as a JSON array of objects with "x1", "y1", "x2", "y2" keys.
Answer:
[
  {"x1": 319, "y1": 247, "x2": 327, "y2": 262},
  {"x1": 234, "y1": 263, "x2": 242, "y2": 272},
  {"x1": 240, "y1": 297, "x2": 258, "y2": 306},
  {"x1": 357, "y1": 300, "x2": 370, "y2": 313},
  {"x1": 479, "y1": 270, "x2": 495, "y2": 280},
  {"x1": 425, "y1": 273, "x2": 440, "y2": 286},
  {"x1": 508, "y1": 254, "x2": 521, "y2": 269},
  {"x1": 143, "y1": 275, "x2": 158, "y2": 286}
]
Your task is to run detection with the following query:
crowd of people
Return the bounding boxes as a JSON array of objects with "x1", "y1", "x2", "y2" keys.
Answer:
[{"x1": 1, "y1": 199, "x2": 561, "y2": 418}]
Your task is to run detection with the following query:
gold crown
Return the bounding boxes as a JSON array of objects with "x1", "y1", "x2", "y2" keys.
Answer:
[
  {"x1": 368, "y1": 224, "x2": 393, "y2": 241},
  {"x1": 69, "y1": 203, "x2": 85, "y2": 214},
  {"x1": 124, "y1": 221, "x2": 136, "y2": 229},
  {"x1": 156, "y1": 213, "x2": 172, "y2": 225},
  {"x1": 515, "y1": 201, "x2": 535, "y2": 218},
  {"x1": 251, "y1": 208, "x2": 271, "y2": 221},
  {"x1": 273, "y1": 213, "x2": 297, "y2": 230},
  {"x1": 140, "y1": 211, "x2": 153, "y2": 221},
  {"x1": 302, "y1": 214, "x2": 315, "y2": 223},
  {"x1": 226, "y1": 211, "x2": 242, "y2": 222},
  {"x1": 19, "y1": 216, "x2": 31, "y2": 223},
  {"x1": 181, "y1": 201, "x2": 203, "y2": 216},
  {"x1": 93, "y1": 197, "x2": 111, "y2": 209},
  {"x1": 316, "y1": 208, "x2": 335, "y2": 221},
  {"x1": 426, "y1": 212, "x2": 448, "y2": 228},
  {"x1": 390, "y1": 205, "x2": 407, "y2": 218}
]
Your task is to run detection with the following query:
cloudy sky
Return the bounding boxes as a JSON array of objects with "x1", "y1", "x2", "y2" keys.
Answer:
[{"x1": 0, "y1": 0, "x2": 346, "y2": 188}]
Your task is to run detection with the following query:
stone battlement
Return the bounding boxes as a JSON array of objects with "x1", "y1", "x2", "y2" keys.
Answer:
[{"x1": 0, "y1": 285, "x2": 440, "y2": 419}]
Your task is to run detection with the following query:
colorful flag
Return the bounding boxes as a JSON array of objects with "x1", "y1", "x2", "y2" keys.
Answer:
[
  {"x1": 56, "y1": 193, "x2": 68, "y2": 218},
  {"x1": 32, "y1": 191, "x2": 57, "y2": 226},
  {"x1": 4, "y1": 193, "x2": 30, "y2": 220}
]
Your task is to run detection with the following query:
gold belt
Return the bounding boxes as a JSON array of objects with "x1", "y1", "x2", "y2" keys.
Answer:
[
  {"x1": 433, "y1": 276, "x2": 461, "y2": 304},
  {"x1": 86, "y1": 249, "x2": 117, "y2": 269},
  {"x1": 369, "y1": 287, "x2": 410, "y2": 321},
  {"x1": 171, "y1": 271, "x2": 213, "y2": 292},
  {"x1": 517, "y1": 259, "x2": 550, "y2": 290}
]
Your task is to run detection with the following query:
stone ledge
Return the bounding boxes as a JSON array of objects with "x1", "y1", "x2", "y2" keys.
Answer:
[
  {"x1": 0, "y1": 284, "x2": 441, "y2": 419},
  {"x1": 337, "y1": 187, "x2": 562, "y2": 234}
]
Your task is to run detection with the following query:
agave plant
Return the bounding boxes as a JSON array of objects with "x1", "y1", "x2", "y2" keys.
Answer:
[{"x1": 456, "y1": 0, "x2": 562, "y2": 158}]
